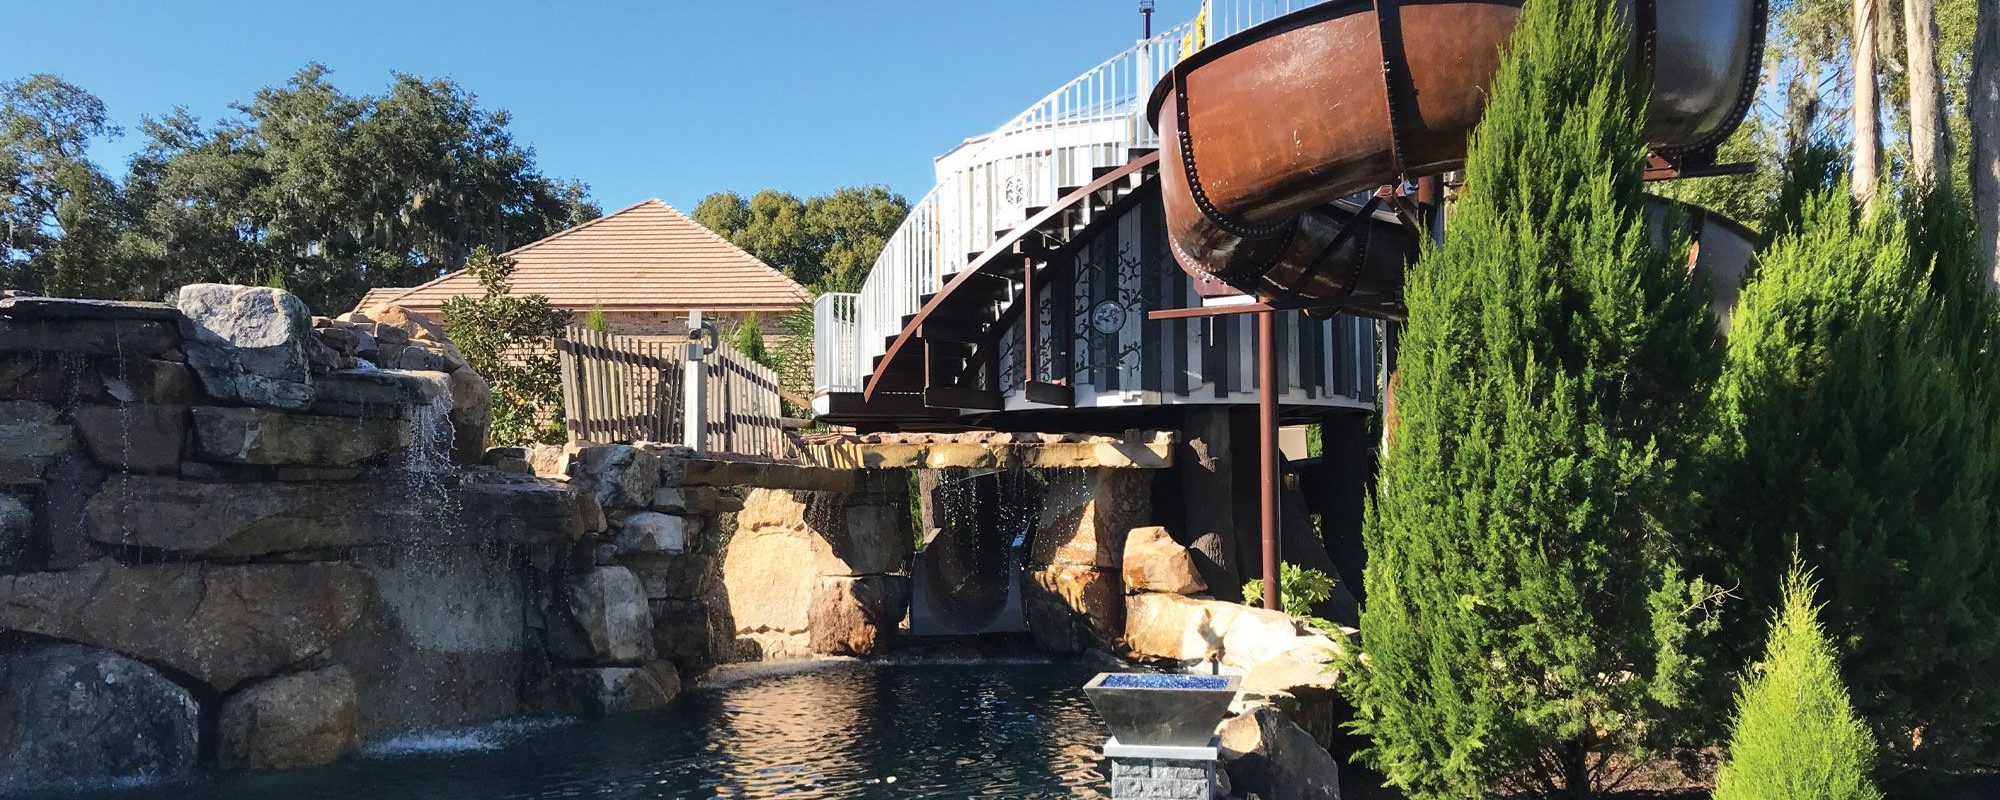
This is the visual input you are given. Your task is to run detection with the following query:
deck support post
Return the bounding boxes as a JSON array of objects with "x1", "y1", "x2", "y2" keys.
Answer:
[{"x1": 1257, "y1": 309, "x2": 1281, "y2": 612}]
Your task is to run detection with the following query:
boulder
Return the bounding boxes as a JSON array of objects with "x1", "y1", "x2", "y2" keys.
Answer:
[
  {"x1": 619, "y1": 551, "x2": 715, "y2": 600},
  {"x1": 0, "y1": 295, "x2": 178, "y2": 322},
  {"x1": 0, "y1": 493, "x2": 30, "y2": 571},
  {"x1": 445, "y1": 365, "x2": 490, "y2": 465},
  {"x1": 614, "y1": 510, "x2": 694, "y2": 554},
  {"x1": 575, "y1": 445, "x2": 662, "y2": 510},
  {"x1": 1, "y1": 355, "x2": 195, "y2": 407},
  {"x1": 812, "y1": 494, "x2": 912, "y2": 577},
  {"x1": 736, "y1": 486, "x2": 809, "y2": 532},
  {"x1": 73, "y1": 403, "x2": 187, "y2": 473},
  {"x1": 1123, "y1": 592, "x2": 1230, "y2": 663},
  {"x1": 36, "y1": 453, "x2": 101, "y2": 569},
  {"x1": 809, "y1": 575, "x2": 911, "y2": 656},
  {"x1": 173, "y1": 284, "x2": 316, "y2": 410},
  {"x1": 537, "y1": 661, "x2": 680, "y2": 716},
  {"x1": 1023, "y1": 564, "x2": 1122, "y2": 653},
  {"x1": 551, "y1": 566, "x2": 655, "y2": 666},
  {"x1": 650, "y1": 486, "x2": 744, "y2": 514},
  {"x1": 311, "y1": 369, "x2": 445, "y2": 417},
  {"x1": 0, "y1": 400, "x2": 74, "y2": 475},
  {"x1": 1030, "y1": 468, "x2": 1151, "y2": 569},
  {"x1": 1221, "y1": 606, "x2": 1312, "y2": 670},
  {"x1": 216, "y1": 666, "x2": 361, "y2": 771},
  {"x1": 720, "y1": 521, "x2": 815, "y2": 650},
  {"x1": 192, "y1": 406, "x2": 411, "y2": 466},
  {"x1": 0, "y1": 560, "x2": 367, "y2": 691},
  {"x1": 86, "y1": 475, "x2": 389, "y2": 556},
  {"x1": 649, "y1": 599, "x2": 716, "y2": 671},
  {"x1": 1122, "y1": 525, "x2": 1206, "y2": 595},
  {"x1": 0, "y1": 318, "x2": 179, "y2": 358},
  {"x1": 455, "y1": 475, "x2": 592, "y2": 546},
  {"x1": 1217, "y1": 704, "x2": 1342, "y2": 800},
  {"x1": 0, "y1": 642, "x2": 200, "y2": 792}
]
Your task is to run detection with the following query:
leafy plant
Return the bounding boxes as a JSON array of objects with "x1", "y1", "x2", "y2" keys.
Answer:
[
  {"x1": 1335, "y1": 0, "x2": 1720, "y2": 795},
  {"x1": 1712, "y1": 566, "x2": 1883, "y2": 800},
  {"x1": 441, "y1": 246, "x2": 572, "y2": 446},
  {"x1": 585, "y1": 302, "x2": 608, "y2": 334},
  {"x1": 1241, "y1": 562, "x2": 1335, "y2": 620}
]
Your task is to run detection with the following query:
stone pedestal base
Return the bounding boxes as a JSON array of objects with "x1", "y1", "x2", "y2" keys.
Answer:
[{"x1": 1104, "y1": 738, "x2": 1220, "y2": 800}]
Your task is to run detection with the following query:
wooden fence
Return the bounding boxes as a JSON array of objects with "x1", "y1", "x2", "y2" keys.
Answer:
[{"x1": 556, "y1": 325, "x2": 794, "y2": 459}]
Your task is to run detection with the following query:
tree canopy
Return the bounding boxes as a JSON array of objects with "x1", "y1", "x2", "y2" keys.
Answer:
[
  {"x1": 1, "y1": 66, "x2": 599, "y2": 313},
  {"x1": 692, "y1": 185, "x2": 908, "y2": 293}
]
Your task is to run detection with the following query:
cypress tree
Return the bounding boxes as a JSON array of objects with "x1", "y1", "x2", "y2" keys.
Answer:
[
  {"x1": 1701, "y1": 178, "x2": 2000, "y2": 770},
  {"x1": 1705, "y1": 184, "x2": 2000, "y2": 771},
  {"x1": 1336, "y1": 0, "x2": 1718, "y2": 796},
  {"x1": 1712, "y1": 567, "x2": 1882, "y2": 800}
]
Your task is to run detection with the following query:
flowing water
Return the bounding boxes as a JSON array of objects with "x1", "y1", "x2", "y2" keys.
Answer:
[{"x1": 48, "y1": 659, "x2": 1111, "y2": 800}]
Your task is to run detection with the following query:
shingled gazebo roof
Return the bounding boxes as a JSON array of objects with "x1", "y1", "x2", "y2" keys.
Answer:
[{"x1": 353, "y1": 199, "x2": 810, "y2": 314}]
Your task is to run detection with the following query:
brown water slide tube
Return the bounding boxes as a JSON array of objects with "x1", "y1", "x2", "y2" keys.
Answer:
[{"x1": 1149, "y1": 0, "x2": 1766, "y2": 310}]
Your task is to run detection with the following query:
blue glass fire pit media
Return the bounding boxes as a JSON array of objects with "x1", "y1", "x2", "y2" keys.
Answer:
[{"x1": 1099, "y1": 674, "x2": 1232, "y2": 690}]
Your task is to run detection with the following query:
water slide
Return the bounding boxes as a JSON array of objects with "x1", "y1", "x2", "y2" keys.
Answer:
[{"x1": 1148, "y1": 0, "x2": 1767, "y2": 310}]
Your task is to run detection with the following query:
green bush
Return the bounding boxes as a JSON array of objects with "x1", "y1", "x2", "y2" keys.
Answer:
[
  {"x1": 441, "y1": 246, "x2": 572, "y2": 446},
  {"x1": 1242, "y1": 562, "x2": 1335, "y2": 620},
  {"x1": 1699, "y1": 179, "x2": 2000, "y2": 769},
  {"x1": 1712, "y1": 567, "x2": 1882, "y2": 800},
  {"x1": 1335, "y1": 0, "x2": 1719, "y2": 795}
]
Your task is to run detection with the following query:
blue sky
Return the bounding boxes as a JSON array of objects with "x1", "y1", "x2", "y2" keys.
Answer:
[{"x1": 5, "y1": 1, "x2": 1207, "y2": 212}]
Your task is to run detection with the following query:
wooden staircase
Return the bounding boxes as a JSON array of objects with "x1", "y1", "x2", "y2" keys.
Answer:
[{"x1": 862, "y1": 150, "x2": 1162, "y2": 412}]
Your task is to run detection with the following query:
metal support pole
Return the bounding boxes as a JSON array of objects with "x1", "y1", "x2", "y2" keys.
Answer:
[
  {"x1": 683, "y1": 310, "x2": 707, "y2": 453},
  {"x1": 1258, "y1": 309, "x2": 1281, "y2": 612}
]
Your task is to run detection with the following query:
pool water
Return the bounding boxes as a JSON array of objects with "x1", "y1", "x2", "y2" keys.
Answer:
[{"x1": 31, "y1": 659, "x2": 1111, "y2": 800}]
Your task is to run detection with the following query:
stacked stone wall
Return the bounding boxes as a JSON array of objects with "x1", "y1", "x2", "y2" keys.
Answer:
[{"x1": 0, "y1": 287, "x2": 598, "y2": 789}]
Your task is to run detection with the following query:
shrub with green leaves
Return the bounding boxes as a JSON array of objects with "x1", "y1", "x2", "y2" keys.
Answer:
[
  {"x1": 1699, "y1": 178, "x2": 2000, "y2": 770},
  {"x1": 1335, "y1": 0, "x2": 1720, "y2": 795},
  {"x1": 1712, "y1": 567, "x2": 1882, "y2": 800},
  {"x1": 441, "y1": 246, "x2": 572, "y2": 446},
  {"x1": 1242, "y1": 562, "x2": 1335, "y2": 620}
]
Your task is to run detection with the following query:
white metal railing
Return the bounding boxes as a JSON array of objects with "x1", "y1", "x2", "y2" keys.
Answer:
[
  {"x1": 813, "y1": 292, "x2": 860, "y2": 394},
  {"x1": 816, "y1": 0, "x2": 1331, "y2": 396}
]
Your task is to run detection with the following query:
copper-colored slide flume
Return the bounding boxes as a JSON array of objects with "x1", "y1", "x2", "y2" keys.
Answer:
[{"x1": 1150, "y1": 0, "x2": 1766, "y2": 308}]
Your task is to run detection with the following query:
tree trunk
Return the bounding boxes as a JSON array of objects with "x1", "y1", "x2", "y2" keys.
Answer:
[
  {"x1": 1905, "y1": 0, "x2": 1951, "y2": 190},
  {"x1": 1854, "y1": 0, "x2": 1884, "y2": 214},
  {"x1": 1975, "y1": 0, "x2": 2000, "y2": 284}
]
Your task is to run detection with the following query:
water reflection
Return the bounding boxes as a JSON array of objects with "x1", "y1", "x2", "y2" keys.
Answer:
[{"x1": 23, "y1": 660, "x2": 1107, "y2": 800}]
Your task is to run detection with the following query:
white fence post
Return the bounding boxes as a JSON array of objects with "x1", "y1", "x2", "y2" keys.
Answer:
[{"x1": 683, "y1": 310, "x2": 709, "y2": 452}]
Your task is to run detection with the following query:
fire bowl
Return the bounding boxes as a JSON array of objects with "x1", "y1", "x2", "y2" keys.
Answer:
[{"x1": 1082, "y1": 672, "x2": 1241, "y2": 748}]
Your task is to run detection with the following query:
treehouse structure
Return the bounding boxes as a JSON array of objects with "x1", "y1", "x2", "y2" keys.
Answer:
[{"x1": 812, "y1": 0, "x2": 1764, "y2": 434}]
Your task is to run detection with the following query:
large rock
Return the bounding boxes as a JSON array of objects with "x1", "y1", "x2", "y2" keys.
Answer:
[
  {"x1": 650, "y1": 486, "x2": 744, "y2": 515},
  {"x1": 1123, "y1": 592, "x2": 1237, "y2": 663},
  {"x1": 74, "y1": 403, "x2": 187, "y2": 473},
  {"x1": 217, "y1": 666, "x2": 361, "y2": 771},
  {"x1": 1, "y1": 354, "x2": 195, "y2": 407},
  {"x1": 809, "y1": 575, "x2": 910, "y2": 656},
  {"x1": 1030, "y1": 468, "x2": 1151, "y2": 569},
  {"x1": 0, "y1": 318, "x2": 179, "y2": 358},
  {"x1": 1122, "y1": 525, "x2": 1207, "y2": 595},
  {"x1": 0, "y1": 400, "x2": 73, "y2": 475},
  {"x1": 0, "y1": 560, "x2": 368, "y2": 691},
  {"x1": 1217, "y1": 704, "x2": 1342, "y2": 800},
  {"x1": 192, "y1": 406, "x2": 411, "y2": 466},
  {"x1": 1023, "y1": 564, "x2": 1122, "y2": 653},
  {"x1": 551, "y1": 566, "x2": 655, "y2": 665},
  {"x1": 87, "y1": 473, "x2": 588, "y2": 557},
  {"x1": 1122, "y1": 593, "x2": 1307, "y2": 669},
  {"x1": 614, "y1": 510, "x2": 694, "y2": 555},
  {"x1": 445, "y1": 365, "x2": 490, "y2": 465},
  {"x1": 536, "y1": 661, "x2": 680, "y2": 716},
  {"x1": 720, "y1": 513, "x2": 815, "y2": 658},
  {"x1": 575, "y1": 445, "x2": 662, "y2": 510},
  {"x1": 649, "y1": 599, "x2": 717, "y2": 672},
  {"x1": 36, "y1": 453, "x2": 100, "y2": 569},
  {"x1": 813, "y1": 493, "x2": 912, "y2": 577},
  {"x1": 619, "y1": 551, "x2": 715, "y2": 600},
  {"x1": 173, "y1": 284, "x2": 316, "y2": 410},
  {"x1": 0, "y1": 493, "x2": 30, "y2": 571},
  {"x1": 0, "y1": 642, "x2": 200, "y2": 792},
  {"x1": 311, "y1": 369, "x2": 446, "y2": 418}
]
